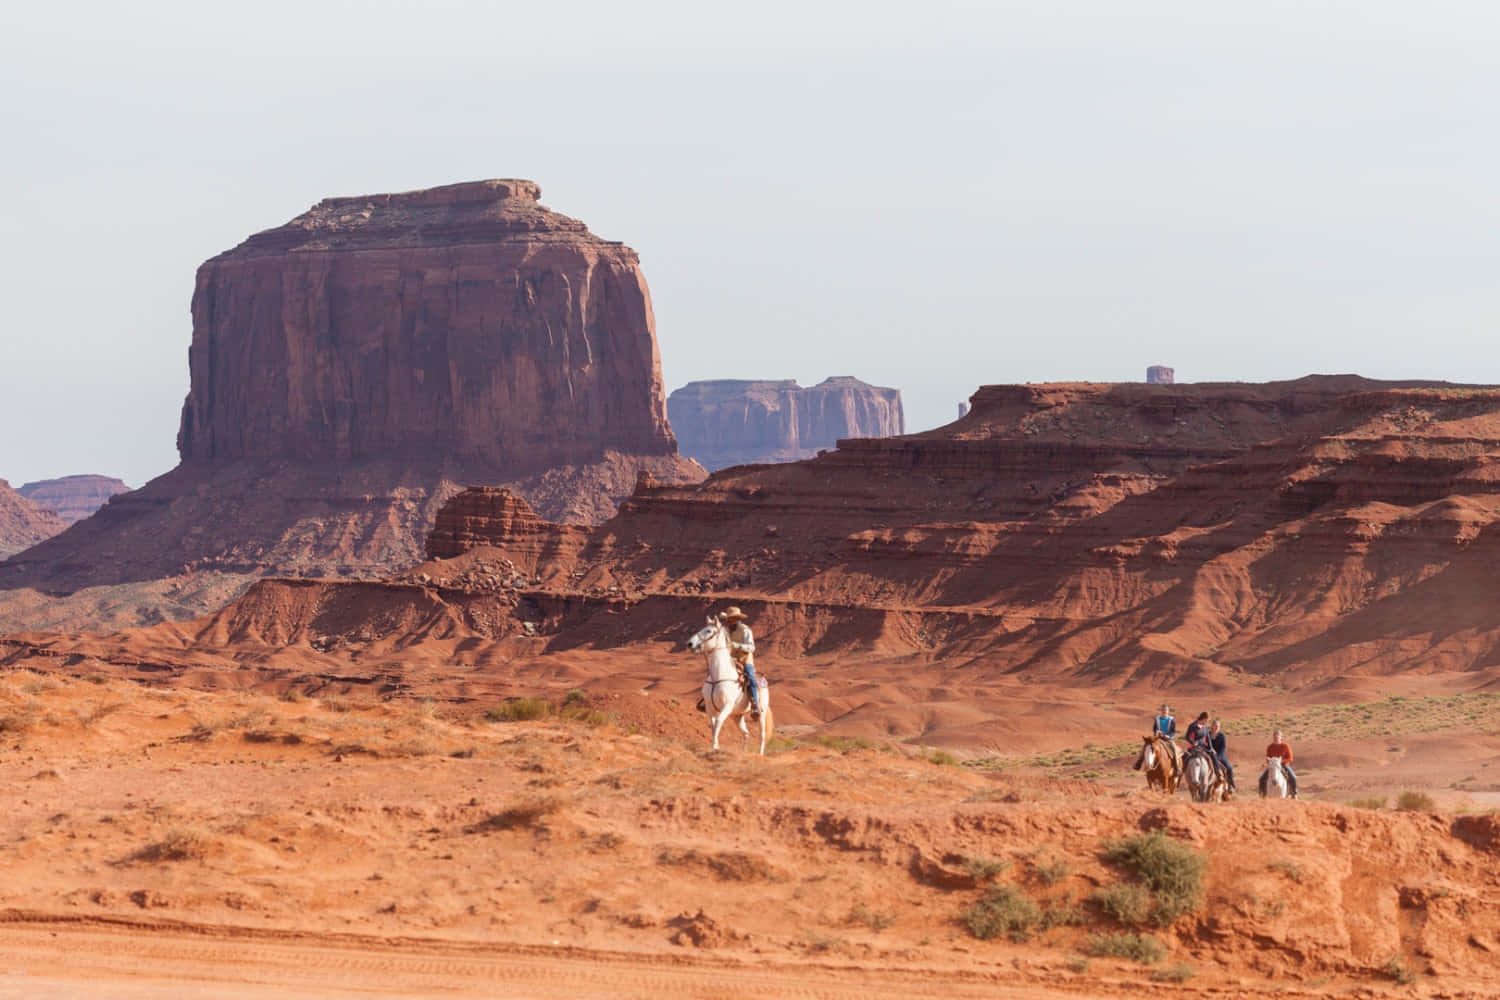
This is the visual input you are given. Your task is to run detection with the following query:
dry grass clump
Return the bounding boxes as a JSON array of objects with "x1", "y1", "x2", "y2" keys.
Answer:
[
  {"x1": 1091, "y1": 883, "x2": 1152, "y2": 925},
  {"x1": 0, "y1": 707, "x2": 40, "y2": 735},
  {"x1": 1086, "y1": 931, "x2": 1165, "y2": 964},
  {"x1": 1151, "y1": 961, "x2": 1196, "y2": 982},
  {"x1": 962, "y1": 885, "x2": 1041, "y2": 942},
  {"x1": 1268, "y1": 859, "x2": 1304, "y2": 882},
  {"x1": 486, "y1": 697, "x2": 551, "y2": 722},
  {"x1": 963, "y1": 856, "x2": 1010, "y2": 882},
  {"x1": 846, "y1": 904, "x2": 897, "y2": 931},
  {"x1": 77, "y1": 700, "x2": 127, "y2": 727},
  {"x1": 133, "y1": 825, "x2": 216, "y2": 863},
  {"x1": 1348, "y1": 795, "x2": 1387, "y2": 810},
  {"x1": 1101, "y1": 831, "x2": 1206, "y2": 926},
  {"x1": 656, "y1": 847, "x2": 779, "y2": 882},
  {"x1": 1396, "y1": 790, "x2": 1437, "y2": 812}
]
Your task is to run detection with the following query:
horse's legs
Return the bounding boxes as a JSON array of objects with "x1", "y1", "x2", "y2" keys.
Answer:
[
  {"x1": 758, "y1": 705, "x2": 772, "y2": 756},
  {"x1": 710, "y1": 697, "x2": 735, "y2": 751}
]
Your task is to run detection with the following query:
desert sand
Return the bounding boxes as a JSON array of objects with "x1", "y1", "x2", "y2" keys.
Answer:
[{"x1": 0, "y1": 664, "x2": 1498, "y2": 999}]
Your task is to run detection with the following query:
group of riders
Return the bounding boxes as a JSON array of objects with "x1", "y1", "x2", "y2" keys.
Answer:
[{"x1": 1148, "y1": 704, "x2": 1299, "y2": 798}]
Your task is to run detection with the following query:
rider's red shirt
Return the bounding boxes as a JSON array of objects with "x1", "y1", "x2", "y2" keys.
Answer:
[{"x1": 1265, "y1": 742, "x2": 1293, "y2": 764}]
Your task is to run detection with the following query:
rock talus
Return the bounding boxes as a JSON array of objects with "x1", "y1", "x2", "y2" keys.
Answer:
[
  {"x1": 667, "y1": 376, "x2": 903, "y2": 471},
  {"x1": 0, "y1": 479, "x2": 67, "y2": 559}
]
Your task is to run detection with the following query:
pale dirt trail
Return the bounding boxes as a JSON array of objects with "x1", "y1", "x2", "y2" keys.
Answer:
[{"x1": 0, "y1": 920, "x2": 1141, "y2": 1000}]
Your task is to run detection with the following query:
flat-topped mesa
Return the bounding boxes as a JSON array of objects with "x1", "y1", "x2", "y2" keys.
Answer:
[
  {"x1": 668, "y1": 376, "x2": 904, "y2": 471},
  {"x1": 215, "y1": 179, "x2": 605, "y2": 258},
  {"x1": 179, "y1": 178, "x2": 677, "y2": 470},
  {"x1": 18, "y1": 475, "x2": 130, "y2": 525}
]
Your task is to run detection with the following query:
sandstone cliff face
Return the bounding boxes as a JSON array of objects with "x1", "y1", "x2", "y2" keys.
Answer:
[
  {"x1": 0, "y1": 479, "x2": 66, "y2": 559},
  {"x1": 667, "y1": 377, "x2": 903, "y2": 471},
  {"x1": 0, "y1": 180, "x2": 701, "y2": 629},
  {"x1": 411, "y1": 376, "x2": 1500, "y2": 685},
  {"x1": 17, "y1": 475, "x2": 130, "y2": 524},
  {"x1": 178, "y1": 179, "x2": 677, "y2": 471}
]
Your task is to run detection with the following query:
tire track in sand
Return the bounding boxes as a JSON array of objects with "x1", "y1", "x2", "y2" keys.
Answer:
[{"x1": 0, "y1": 911, "x2": 1119, "y2": 999}]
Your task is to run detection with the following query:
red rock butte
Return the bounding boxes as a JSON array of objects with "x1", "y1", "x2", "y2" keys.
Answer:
[
  {"x1": 0, "y1": 179, "x2": 701, "y2": 627},
  {"x1": 178, "y1": 179, "x2": 678, "y2": 470}
]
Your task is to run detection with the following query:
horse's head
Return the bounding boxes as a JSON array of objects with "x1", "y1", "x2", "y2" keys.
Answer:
[
  {"x1": 1266, "y1": 755, "x2": 1282, "y2": 769},
  {"x1": 687, "y1": 615, "x2": 722, "y2": 653}
]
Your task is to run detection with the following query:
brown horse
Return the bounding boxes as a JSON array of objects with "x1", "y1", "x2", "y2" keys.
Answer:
[{"x1": 1133, "y1": 735, "x2": 1180, "y2": 794}]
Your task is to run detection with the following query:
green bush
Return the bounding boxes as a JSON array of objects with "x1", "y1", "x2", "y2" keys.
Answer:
[
  {"x1": 1035, "y1": 860, "x2": 1070, "y2": 885},
  {"x1": 1091, "y1": 883, "x2": 1152, "y2": 925},
  {"x1": 1102, "y1": 831, "x2": 1206, "y2": 925},
  {"x1": 1086, "y1": 932, "x2": 1165, "y2": 964},
  {"x1": 962, "y1": 885, "x2": 1041, "y2": 942}
]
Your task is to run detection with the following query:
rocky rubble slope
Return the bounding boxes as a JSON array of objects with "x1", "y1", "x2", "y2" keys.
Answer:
[{"x1": 0, "y1": 479, "x2": 66, "y2": 559}]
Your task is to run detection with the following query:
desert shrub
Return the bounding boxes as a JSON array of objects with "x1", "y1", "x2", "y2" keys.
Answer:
[
  {"x1": 1268, "y1": 860, "x2": 1304, "y2": 882},
  {"x1": 1102, "y1": 831, "x2": 1206, "y2": 925},
  {"x1": 1086, "y1": 932, "x2": 1165, "y2": 964},
  {"x1": 134, "y1": 825, "x2": 214, "y2": 862},
  {"x1": 1040, "y1": 897, "x2": 1087, "y2": 928},
  {"x1": 961, "y1": 885, "x2": 1041, "y2": 942},
  {"x1": 656, "y1": 848, "x2": 777, "y2": 881},
  {"x1": 1065, "y1": 956, "x2": 1090, "y2": 974},
  {"x1": 486, "y1": 697, "x2": 551, "y2": 722},
  {"x1": 804, "y1": 932, "x2": 846, "y2": 953},
  {"x1": 1383, "y1": 953, "x2": 1416, "y2": 985},
  {"x1": 0, "y1": 709, "x2": 39, "y2": 734},
  {"x1": 1035, "y1": 860, "x2": 1070, "y2": 885},
  {"x1": 1151, "y1": 962, "x2": 1196, "y2": 982},
  {"x1": 563, "y1": 688, "x2": 587, "y2": 707},
  {"x1": 847, "y1": 904, "x2": 897, "y2": 931},
  {"x1": 1396, "y1": 790, "x2": 1436, "y2": 812},
  {"x1": 1347, "y1": 796, "x2": 1386, "y2": 810},
  {"x1": 964, "y1": 856, "x2": 1010, "y2": 881},
  {"x1": 926, "y1": 748, "x2": 960, "y2": 767},
  {"x1": 1091, "y1": 883, "x2": 1152, "y2": 925},
  {"x1": 765, "y1": 735, "x2": 798, "y2": 752}
]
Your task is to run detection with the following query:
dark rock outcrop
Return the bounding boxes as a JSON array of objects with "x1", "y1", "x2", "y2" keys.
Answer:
[
  {"x1": 0, "y1": 179, "x2": 702, "y2": 629},
  {"x1": 667, "y1": 376, "x2": 903, "y2": 471},
  {"x1": 18, "y1": 475, "x2": 130, "y2": 525},
  {"x1": 0, "y1": 479, "x2": 67, "y2": 559}
]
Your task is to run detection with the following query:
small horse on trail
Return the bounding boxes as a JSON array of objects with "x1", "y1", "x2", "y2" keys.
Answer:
[
  {"x1": 1133, "y1": 735, "x2": 1180, "y2": 794},
  {"x1": 1262, "y1": 755, "x2": 1290, "y2": 799},
  {"x1": 1184, "y1": 748, "x2": 1231, "y2": 802},
  {"x1": 687, "y1": 615, "x2": 773, "y2": 755}
]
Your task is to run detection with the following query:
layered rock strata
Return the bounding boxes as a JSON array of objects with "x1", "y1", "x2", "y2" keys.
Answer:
[
  {"x1": 18, "y1": 475, "x2": 130, "y2": 524},
  {"x1": 667, "y1": 376, "x2": 903, "y2": 471},
  {"x1": 0, "y1": 180, "x2": 701, "y2": 628}
]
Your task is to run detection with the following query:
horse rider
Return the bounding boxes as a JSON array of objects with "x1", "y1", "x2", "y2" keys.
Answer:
[
  {"x1": 1152, "y1": 703, "x2": 1181, "y2": 777},
  {"x1": 1208, "y1": 718, "x2": 1236, "y2": 792},
  {"x1": 721, "y1": 606, "x2": 759, "y2": 720},
  {"x1": 1259, "y1": 728, "x2": 1299, "y2": 798},
  {"x1": 1184, "y1": 711, "x2": 1210, "y2": 749}
]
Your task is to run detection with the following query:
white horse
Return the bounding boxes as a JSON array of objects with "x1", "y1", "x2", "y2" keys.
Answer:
[
  {"x1": 687, "y1": 615, "x2": 772, "y2": 754},
  {"x1": 1262, "y1": 756, "x2": 1290, "y2": 799},
  {"x1": 1184, "y1": 749, "x2": 1231, "y2": 803}
]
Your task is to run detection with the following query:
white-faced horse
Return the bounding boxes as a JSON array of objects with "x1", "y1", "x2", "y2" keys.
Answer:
[
  {"x1": 687, "y1": 615, "x2": 773, "y2": 754},
  {"x1": 1184, "y1": 748, "x2": 1231, "y2": 802},
  {"x1": 1262, "y1": 756, "x2": 1290, "y2": 799},
  {"x1": 1133, "y1": 735, "x2": 1180, "y2": 794}
]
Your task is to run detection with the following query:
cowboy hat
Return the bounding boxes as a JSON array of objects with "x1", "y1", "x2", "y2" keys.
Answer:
[{"x1": 720, "y1": 606, "x2": 748, "y2": 622}]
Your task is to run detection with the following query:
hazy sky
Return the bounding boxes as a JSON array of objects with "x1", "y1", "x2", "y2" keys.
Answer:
[{"x1": 4, "y1": 1, "x2": 1498, "y2": 488}]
